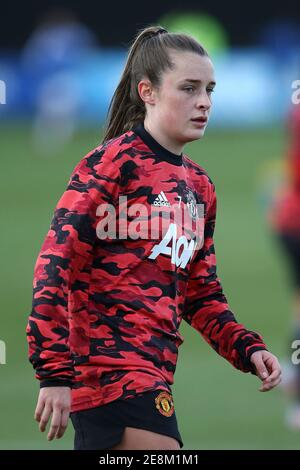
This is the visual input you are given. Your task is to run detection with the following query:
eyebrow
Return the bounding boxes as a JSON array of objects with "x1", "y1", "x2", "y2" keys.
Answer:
[{"x1": 180, "y1": 79, "x2": 216, "y2": 86}]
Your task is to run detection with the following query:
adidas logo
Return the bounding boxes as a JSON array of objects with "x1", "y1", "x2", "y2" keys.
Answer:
[{"x1": 152, "y1": 191, "x2": 171, "y2": 207}]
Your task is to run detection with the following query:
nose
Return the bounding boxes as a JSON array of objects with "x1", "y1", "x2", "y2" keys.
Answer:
[{"x1": 195, "y1": 92, "x2": 211, "y2": 110}]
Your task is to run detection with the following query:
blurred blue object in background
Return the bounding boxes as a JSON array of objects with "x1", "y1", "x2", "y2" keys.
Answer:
[
  {"x1": 210, "y1": 49, "x2": 286, "y2": 127},
  {"x1": 259, "y1": 19, "x2": 300, "y2": 60},
  {"x1": 1, "y1": 46, "x2": 299, "y2": 128},
  {"x1": 0, "y1": 12, "x2": 299, "y2": 129}
]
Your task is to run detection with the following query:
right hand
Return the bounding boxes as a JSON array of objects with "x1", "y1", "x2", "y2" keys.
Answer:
[
  {"x1": 250, "y1": 350, "x2": 282, "y2": 392},
  {"x1": 34, "y1": 387, "x2": 71, "y2": 441}
]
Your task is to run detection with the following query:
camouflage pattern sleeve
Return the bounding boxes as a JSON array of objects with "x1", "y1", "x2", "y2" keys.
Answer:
[
  {"x1": 183, "y1": 182, "x2": 267, "y2": 374},
  {"x1": 26, "y1": 147, "x2": 120, "y2": 388}
]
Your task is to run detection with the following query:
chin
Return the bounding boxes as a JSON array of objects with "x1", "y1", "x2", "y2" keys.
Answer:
[{"x1": 184, "y1": 128, "x2": 206, "y2": 142}]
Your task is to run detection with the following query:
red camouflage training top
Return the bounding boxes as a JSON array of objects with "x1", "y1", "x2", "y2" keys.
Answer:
[{"x1": 26, "y1": 121, "x2": 267, "y2": 412}]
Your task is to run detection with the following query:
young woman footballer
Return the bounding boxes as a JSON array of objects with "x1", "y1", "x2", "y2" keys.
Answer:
[{"x1": 27, "y1": 25, "x2": 281, "y2": 450}]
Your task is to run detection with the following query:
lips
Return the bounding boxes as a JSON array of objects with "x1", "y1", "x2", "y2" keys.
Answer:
[{"x1": 191, "y1": 117, "x2": 207, "y2": 123}]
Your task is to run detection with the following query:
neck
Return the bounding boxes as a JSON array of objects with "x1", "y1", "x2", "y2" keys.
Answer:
[{"x1": 143, "y1": 119, "x2": 183, "y2": 156}]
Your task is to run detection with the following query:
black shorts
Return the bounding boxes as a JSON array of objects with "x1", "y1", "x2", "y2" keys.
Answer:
[
  {"x1": 70, "y1": 390, "x2": 184, "y2": 450},
  {"x1": 277, "y1": 232, "x2": 300, "y2": 288}
]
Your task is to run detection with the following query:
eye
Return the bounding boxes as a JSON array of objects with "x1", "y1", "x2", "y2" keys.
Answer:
[
  {"x1": 183, "y1": 86, "x2": 195, "y2": 93},
  {"x1": 207, "y1": 88, "x2": 215, "y2": 95}
]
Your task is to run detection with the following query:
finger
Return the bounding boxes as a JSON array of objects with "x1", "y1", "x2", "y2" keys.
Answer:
[
  {"x1": 55, "y1": 409, "x2": 69, "y2": 439},
  {"x1": 265, "y1": 367, "x2": 281, "y2": 383},
  {"x1": 48, "y1": 407, "x2": 62, "y2": 441},
  {"x1": 39, "y1": 404, "x2": 52, "y2": 433},
  {"x1": 264, "y1": 357, "x2": 281, "y2": 379},
  {"x1": 34, "y1": 398, "x2": 45, "y2": 422},
  {"x1": 268, "y1": 377, "x2": 282, "y2": 390},
  {"x1": 266, "y1": 374, "x2": 282, "y2": 388},
  {"x1": 252, "y1": 357, "x2": 269, "y2": 380},
  {"x1": 260, "y1": 376, "x2": 282, "y2": 392}
]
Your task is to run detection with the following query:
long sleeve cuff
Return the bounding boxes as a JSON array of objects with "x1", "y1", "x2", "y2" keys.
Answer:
[
  {"x1": 234, "y1": 336, "x2": 268, "y2": 375},
  {"x1": 40, "y1": 379, "x2": 73, "y2": 388}
]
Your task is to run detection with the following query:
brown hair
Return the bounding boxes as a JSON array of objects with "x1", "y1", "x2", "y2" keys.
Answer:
[{"x1": 101, "y1": 25, "x2": 208, "y2": 143}]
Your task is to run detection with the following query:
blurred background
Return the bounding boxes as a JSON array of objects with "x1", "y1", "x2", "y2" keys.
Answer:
[{"x1": 1, "y1": 0, "x2": 300, "y2": 450}]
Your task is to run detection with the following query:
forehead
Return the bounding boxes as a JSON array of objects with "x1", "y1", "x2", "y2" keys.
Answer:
[{"x1": 164, "y1": 51, "x2": 215, "y2": 84}]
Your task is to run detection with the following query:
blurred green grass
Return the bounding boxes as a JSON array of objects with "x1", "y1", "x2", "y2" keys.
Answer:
[{"x1": 0, "y1": 122, "x2": 298, "y2": 449}]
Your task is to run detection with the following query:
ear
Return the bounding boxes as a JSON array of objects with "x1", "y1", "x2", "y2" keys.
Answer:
[{"x1": 137, "y1": 79, "x2": 156, "y2": 105}]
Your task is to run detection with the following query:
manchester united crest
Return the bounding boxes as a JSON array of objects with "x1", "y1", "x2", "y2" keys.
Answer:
[
  {"x1": 155, "y1": 391, "x2": 174, "y2": 417},
  {"x1": 185, "y1": 188, "x2": 199, "y2": 221}
]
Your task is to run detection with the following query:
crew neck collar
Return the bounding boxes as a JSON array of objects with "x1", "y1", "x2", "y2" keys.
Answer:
[{"x1": 133, "y1": 122, "x2": 183, "y2": 165}]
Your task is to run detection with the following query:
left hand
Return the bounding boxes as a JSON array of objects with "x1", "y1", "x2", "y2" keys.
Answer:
[{"x1": 250, "y1": 350, "x2": 282, "y2": 392}]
